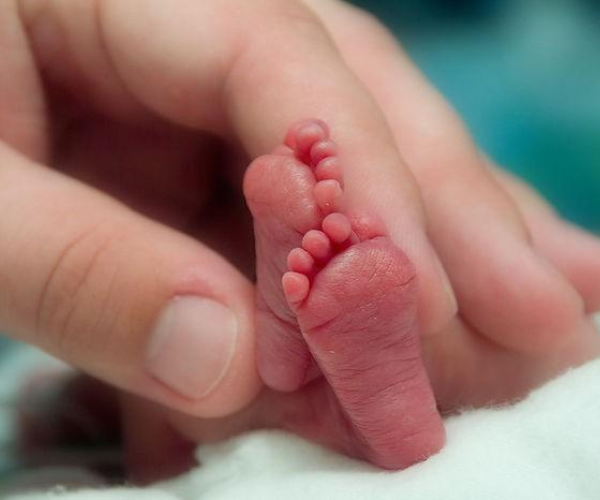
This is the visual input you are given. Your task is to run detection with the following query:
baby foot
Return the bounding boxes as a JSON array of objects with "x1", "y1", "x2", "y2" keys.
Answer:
[
  {"x1": 244, "y1": 119, "x2": 444, "y2": 468},
  {"x1": 242, "y1": 118, "x2": 381, "y2": 390}
]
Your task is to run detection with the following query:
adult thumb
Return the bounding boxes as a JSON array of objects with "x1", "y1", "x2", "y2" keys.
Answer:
[{"x1": 0, "y1": 142, "x2": 260, "y2": 417}]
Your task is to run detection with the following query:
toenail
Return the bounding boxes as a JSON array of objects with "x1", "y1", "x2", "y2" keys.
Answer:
[
  {"x1": 433, "y1": 256, "x2": 458, "y2": 319},
  {"x1": 146, "y1": 296, "x2": 238, "y2": 400}
]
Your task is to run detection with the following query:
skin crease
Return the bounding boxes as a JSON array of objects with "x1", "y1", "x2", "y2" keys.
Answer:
[
  {"x1": 297, "y1": 239, "x2": 444, "y2": 469},
  {"x1": 0, "y1": 0, "x2": 598, "y2": 483}
]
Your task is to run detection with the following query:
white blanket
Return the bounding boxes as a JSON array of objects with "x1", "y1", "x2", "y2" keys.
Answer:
[{"x1": 7, "y1": 316, "x2": 600, "y2": 500}]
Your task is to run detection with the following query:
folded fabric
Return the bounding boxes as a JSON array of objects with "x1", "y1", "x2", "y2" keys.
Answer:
[{"x1": 9, "y1": 321, "x2": 600, "y2": 500}]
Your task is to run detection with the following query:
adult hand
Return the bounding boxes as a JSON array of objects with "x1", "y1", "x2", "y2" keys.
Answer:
[
  {"x1": 116, "y1": 1, "x2": 600, "y2": 481},
  {"x1": 1, "y1": 0, "x2": 452, "y2": 430},
  {"x1": 5, "y1": 0, "x2": 600, "y2": 481},
  {"x1": 305, "y1": 0, "x2": 600, "y2": 408}
]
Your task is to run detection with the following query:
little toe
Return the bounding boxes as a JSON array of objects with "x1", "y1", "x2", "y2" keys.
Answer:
[
  {"x1": 348, "y1": 210, "x2": 387, "y2": 241},
  {"x1": 282, "y1": 272, "x2": 310, "y2": 310}
]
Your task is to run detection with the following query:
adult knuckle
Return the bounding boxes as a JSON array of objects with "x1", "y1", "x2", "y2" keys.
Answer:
[
  {"x1": 224, "y1": 0, "x2": 335, "y2": 100},
  {"x1": 266, "y1": 0, "x2": 322, "y2": 27},
  {"x1": 251, "y1": 0, "x2": 330, "y2": 47},
  {"x1": 35, "y1": 221, "x2": 122, "y2": 356},
  {"x1": 334, "y1": 0, "x2": 397, "y2": 45}
]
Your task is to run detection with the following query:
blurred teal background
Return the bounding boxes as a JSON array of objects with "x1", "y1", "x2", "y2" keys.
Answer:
[{"x1": 351, "y1": 0, "x2": 600, "y2": 232}]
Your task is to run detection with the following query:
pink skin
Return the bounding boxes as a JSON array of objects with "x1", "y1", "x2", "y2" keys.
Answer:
[
  {"x1": 17, "y1": 119, "x2": 446, "y2": 473},
  {"x1": 244, "y1": 119, "x2": 445, "y2": 468}
]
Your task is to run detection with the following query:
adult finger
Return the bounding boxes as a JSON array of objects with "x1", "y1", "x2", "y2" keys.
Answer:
[
  {"x1": 492, "y1": 166, "x2": 600, "y2": 313},
  {"x1": 312, "y1": 0, "x2": 589, "y2": 353},
  {"x1": 0, "y1": 0, "x2": 47, "y2": 161},
  {"x1": 98, "y1": 0, "x2": 458, "y2": 336},
  {"x1": 0, "y1": 141, "x2": 260, "y2": 418}
]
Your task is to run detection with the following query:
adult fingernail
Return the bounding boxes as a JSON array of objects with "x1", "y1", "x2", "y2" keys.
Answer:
[
  {"x1": 146, "y1": 296, "x2": 238, "y2": 400},
  {"x1": 434, "y1": 256, "x2": 458, "y2": 316}
]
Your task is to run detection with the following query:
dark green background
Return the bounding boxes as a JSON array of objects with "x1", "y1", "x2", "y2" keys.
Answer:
[{"x1": 351, "y1": 0, "x2": 600, "y2": 232}]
